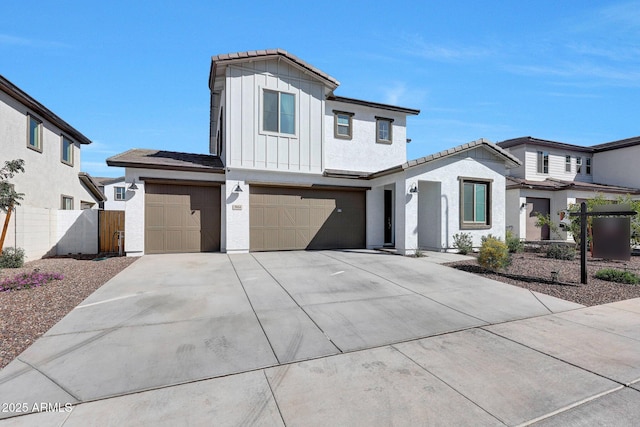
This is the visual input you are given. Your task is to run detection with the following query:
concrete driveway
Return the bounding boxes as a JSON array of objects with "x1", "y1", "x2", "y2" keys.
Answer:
[{"x1": 1, "y1": 250, "x2": 640, "y2": 425}]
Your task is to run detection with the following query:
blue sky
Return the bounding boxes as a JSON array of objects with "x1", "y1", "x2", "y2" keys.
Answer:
[{"x1": 2, "y1": 1, "x2": 639, "y2": 178}]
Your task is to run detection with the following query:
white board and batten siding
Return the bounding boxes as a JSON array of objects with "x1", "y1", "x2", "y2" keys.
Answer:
[
  {"x1": 225, "y1": 60, "x2": 325, "y2": 173},
  {"x1": 522, "y1": 147, "x2": 593, "y2": 183}
]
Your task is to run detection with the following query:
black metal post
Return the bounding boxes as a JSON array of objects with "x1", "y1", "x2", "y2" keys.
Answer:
[{"x1": 580, "y1": 202, "x2": 587, "y2": 284}]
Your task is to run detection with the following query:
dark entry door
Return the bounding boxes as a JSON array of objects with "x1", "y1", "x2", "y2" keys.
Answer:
[
  {"x1": 384, "y1": 190, "x2": 393, "y2": 245},
  {"x1": 526, "y1": 197, "x2": 550, "y2": 240}
]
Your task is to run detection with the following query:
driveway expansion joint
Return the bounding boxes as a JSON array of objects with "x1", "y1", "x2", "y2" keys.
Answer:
[{"x1": 17, "y1": 357, "x2": 80, "y2": 402}]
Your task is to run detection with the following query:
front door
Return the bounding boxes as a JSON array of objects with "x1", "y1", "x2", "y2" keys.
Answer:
[
  {"x1": 526, "y1": 197, "x2": 551, "y2": 240},
  {"x1": 384, "y1": 190, "x2": 393, "y2": 246}
]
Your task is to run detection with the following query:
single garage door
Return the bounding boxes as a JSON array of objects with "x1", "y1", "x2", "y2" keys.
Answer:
[
  {"x1": 145, "y1": 183, "x2": 220, "y2": 254},
  {"x1": 250, "y1": 186, "x2": 366, "y2": 251}
]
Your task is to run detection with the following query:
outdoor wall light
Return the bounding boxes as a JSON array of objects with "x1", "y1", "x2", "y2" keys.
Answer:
[
  {"x1": 409, "y1": 183, "x2": 419, "y2": 194},
  {"x1": 233, "y1": 182, "x2": 243, "y2": 193},
  {"x1": 128, "y1": 182, "x2": 139, "y2": 191},
  {"x1": 520, "y1": 202, "x2": 526, "y2": 209}
]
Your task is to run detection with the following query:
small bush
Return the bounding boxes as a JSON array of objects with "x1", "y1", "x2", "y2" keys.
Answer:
[
  {"x1": 478, "y1": 237, "x2": 511, "y2": 271},
  {"x1": 595, "y1": 269, "x2": 640, "y2": 285},
  {"x1": 452, "y1": 232, "x2": 473, "y2": 255},
  {"x1": 0, "y1": 270, "x2": 64, "y2": 292},
  {"x1": 546, "y1": 244, "x2": 575, "y2": 261},
  {"x1": 0, "y1": 247, "x2": 25, "y2": 268},
  {"x1": 505, "y1": 230, "x2": 524, "y2": 253}
]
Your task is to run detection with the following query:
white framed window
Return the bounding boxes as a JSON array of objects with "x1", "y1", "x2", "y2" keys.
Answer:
[
  {"x1": 460, "y1": 179, "x2": 491, "y2": 229},
  {"x1": 565, "y1": 155, "x2": 571, "y2": 172},
  {"x1": 376, "y1": 117, "x2": 393, "y2": 144},
  {"x1": 114, "y1": 186, "x2": 126, "y2": 201},
  {"x1": 61, "y1": 195, "x2": 74, "y2": 210},
  {"x1": 576, "y1": 156, "x2": 582, "y2": 174},
  {"x1": 27, "y1": 114, "x2": 42, "y2": 152},
  {"x1": 537, "y1": 151, "x2": 549, "y2": 174},
  {"x1": 263, "y1": 89, "x2": 295, "y2": 135},
  {"x1": 586, "y1": 158, "x2": 591, "y2": 175},
  {"x1": 61, "y1": 136, "x2": 74, "y2": 166},
  {"x1": 333, "y1": 110, "x2": 353, "y2": 139}
]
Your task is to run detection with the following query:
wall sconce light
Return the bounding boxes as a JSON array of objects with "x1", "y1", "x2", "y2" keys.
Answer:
[
  {"x1": 233, "y1": 182, "x2": 243, "y2": 193},
  {"x1": 128, "y1": 182, "x2": 139, "y2": 191},
  {"x1": 409, "y1": 183, "x2": 419, "y2": 194},
  {"x1": 520, "y1": 202, "x2": 526, "y2": 209}
]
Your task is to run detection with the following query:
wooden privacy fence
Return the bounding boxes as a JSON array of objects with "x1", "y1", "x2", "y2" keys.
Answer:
[{"x1": 99, "y1": 210, "x2": 125, "y2": 254}]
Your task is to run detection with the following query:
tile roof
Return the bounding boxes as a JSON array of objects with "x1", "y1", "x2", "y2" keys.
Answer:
[
  {"x1": 506, "y1": 177, "x2": 640, "y2": 194},
  {"x1": 370, "y1": 138, "x2": 522, "y2": 178},
  {"x1": 106, "y1": 149, "x2": 225, "y2": 173},
  {"x1": 211, "y1": 49, "x2": 339, "y2": 88},
  {"x1": 0, "y1": 74, "x2": 92, "y2": 145}
]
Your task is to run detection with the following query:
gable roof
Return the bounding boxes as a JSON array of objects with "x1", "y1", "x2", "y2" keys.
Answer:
[
  {"x1": 210, "y1": 49, "x2": 340, "y2": 89},
  {"x1": 368, "y1": 138, "x2": 521, "y2": 179},
  {"x1": 0, "y1": 74, "x2": 92, "y2": 145},
  {"x1": 106, "y1": 149, "x2": 225, "y2": 173},
  {"x1": 506, "y1": 176, "x2": 640, "y2": 195},
  {"x1": 327, "y1": 95, "x2": 420, "y2": 115},
  {"x1": 497, "y1": 136, "x2": 594, "y2": 153}
]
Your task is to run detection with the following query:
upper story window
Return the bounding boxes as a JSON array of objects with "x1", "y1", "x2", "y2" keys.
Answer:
[
  {"x1": 565, "y1": 155, "x2": 571, "y2": 172},
  {"x1": 376, "y1": 116, "x2": 393, "y2": 144},
  {"x1": 61, "y1": 136, "x2": 74, "y2": 166},
  {"x1": 27, "y1": 114, "x2": 42, "y2": 152},
  {"x1": 114, "y1": 186, "x2": 126, "y2": 201},
  {"x1": 576, "y1": 156, "x2": 582, "y2": 174},
  {"x1": 460, "y1": 178, "x2": 491, "y2": 229},
  {"x1": 586, "y1": 158, "x2": 592, "y2": 175},
  {"x1": 61, "y1": 195, "x2": 73, "y2": 210},
  {"x1": 537, "y1": 151, "x2": 549, "y2": 174},
  {"x1": 333, "y1": 110, "x2": 353, "y2": 139},
  {"x1": 263, "y1": 90, "x2": 295, "y2": 135}
]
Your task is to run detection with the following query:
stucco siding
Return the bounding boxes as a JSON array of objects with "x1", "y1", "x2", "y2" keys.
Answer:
[
  {"x1": 0, "y1": 91, "x2": 97, "y2": 210},
  {"x1": 102, "y1": 181, "x2": 127, "y2": 211},
  {"x1": 593, "y1": 145, "x2": 640, "y2": 188},
  {"x1": 324, "y1": 100, "x2": 407, "y2": 172}
]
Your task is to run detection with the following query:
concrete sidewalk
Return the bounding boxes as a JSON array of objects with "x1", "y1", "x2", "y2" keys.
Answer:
[{"x1": 1, "y1": 251, "x2": 639, "y2": 425}]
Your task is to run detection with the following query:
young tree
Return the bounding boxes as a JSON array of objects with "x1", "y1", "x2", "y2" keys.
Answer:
[{"x1": 0, "y1": 159, "x2": 25, "y2": 251}]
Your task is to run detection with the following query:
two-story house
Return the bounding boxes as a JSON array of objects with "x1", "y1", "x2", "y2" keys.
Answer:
[
  {"x1": 108, "y1": 49, "x2": 520, "y2": 256},
  {"x1": 498, "y1": 136, "x2": 640, "y2": 241},
  {"x1": 0, "y1": 74, "x2": 105, "y2": 259},
  {"x1": 95, "y1": 176, "x2": 127, "y2": 210}
]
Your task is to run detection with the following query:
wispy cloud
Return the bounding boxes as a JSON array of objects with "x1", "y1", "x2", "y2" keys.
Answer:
[
  {"x1": 507, "y1": 62, "x2": 640, "y2": 87},
  {"x1": 399, "y1": 34, "x2": 497, "y2": 62},
  {"x1": 0, "y1": 33, "x2": 71, "y2": 49}
]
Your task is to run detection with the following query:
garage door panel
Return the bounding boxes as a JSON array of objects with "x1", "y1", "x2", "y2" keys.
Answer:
[
  {"x1": 145, "y1": 184, "x2": 220, "y2": 254},
  {"x1": 250, "y1": 187, "x2": 365, "y2": 251}
]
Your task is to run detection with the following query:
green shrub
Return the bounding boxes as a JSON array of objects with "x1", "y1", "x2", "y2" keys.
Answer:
[
  {"x1": 478, "y1": 237, "x2": 510, "y2": 271},
  {"x1": 545, "y1": 244, "x2": 575, "y2": 261},
  {"x1": 452, "y1": 232, "x2": 473, "y2": 255},
  {"x1": 0, "y1": 247, "x2": 25, "y2": 268},
  {"x1": 505, "y1": 230, "x2": 524, "y2": 253},
  {"x1": 595, "y1": 268, "x2": 640, "y2": 285}
]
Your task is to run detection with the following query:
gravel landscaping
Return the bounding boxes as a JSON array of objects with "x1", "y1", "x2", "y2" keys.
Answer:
[
  {"x1": 446, "y1": 251, "x2": 640, "y2": 307},
  {"x1": 0, "y1": 256, "x2": 137, "y2": 369}
]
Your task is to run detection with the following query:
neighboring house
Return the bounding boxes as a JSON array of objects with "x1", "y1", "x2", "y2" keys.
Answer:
[
  {"x1": 108, "y1": 49, "x2": 519, "y2": 256},
  {"x1": 95, "y1": 176, "x2": 127, "y2": 210},
  {"x1": 0, "y1": 74, "x2": 105, "y2": 259},
  {"x1": 497, "y1": 136, "x2": 640, "y2": 241}
]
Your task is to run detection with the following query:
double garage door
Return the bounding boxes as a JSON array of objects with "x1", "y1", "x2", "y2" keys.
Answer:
[
  {"x1": 145, "y1": 183, "x2": 220, "y2": 254},
  {"x1": 144, "y1": 183, "x2": 366, "y2": 253},
  {"x1": 250, "y1": 186, "x2": 366, "y2": 251}
]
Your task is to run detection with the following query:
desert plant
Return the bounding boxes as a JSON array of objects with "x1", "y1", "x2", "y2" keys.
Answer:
[
  {"x1": 452, "y1": 232, "x2": 473, "y2": 255},
  {"x1": 478, "y1": 237, "x2": 510, "y2": 271},
  {"x1": 535, "y1": 213, "x2": 563, "y2": 240},
  {"x1": 0, "y1": 247, "x2": 25, "y2": 268},
  {"x1": 480, "y1": 234, "x2": 499, "y2": 244},
  {"x1": 595, "y1": 268, "x2": 640, "y2": 285},
  {"x1": 505, "y1": 230, "x2": 524, "y2": 253},
  {"x1": 545, "y1": 244, "x2": 576, "y2": 260},
  {"x1": 0, "y1": 270, "x2": 63, "y2": 291}
]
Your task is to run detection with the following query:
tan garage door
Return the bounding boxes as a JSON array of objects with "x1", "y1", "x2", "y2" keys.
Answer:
[
  {"x1": 250, "y1": 186, "x2": 366, "y2": 251},
  {"x1": 145, "y1": 183, "x2": 220, "y2": 254}
]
